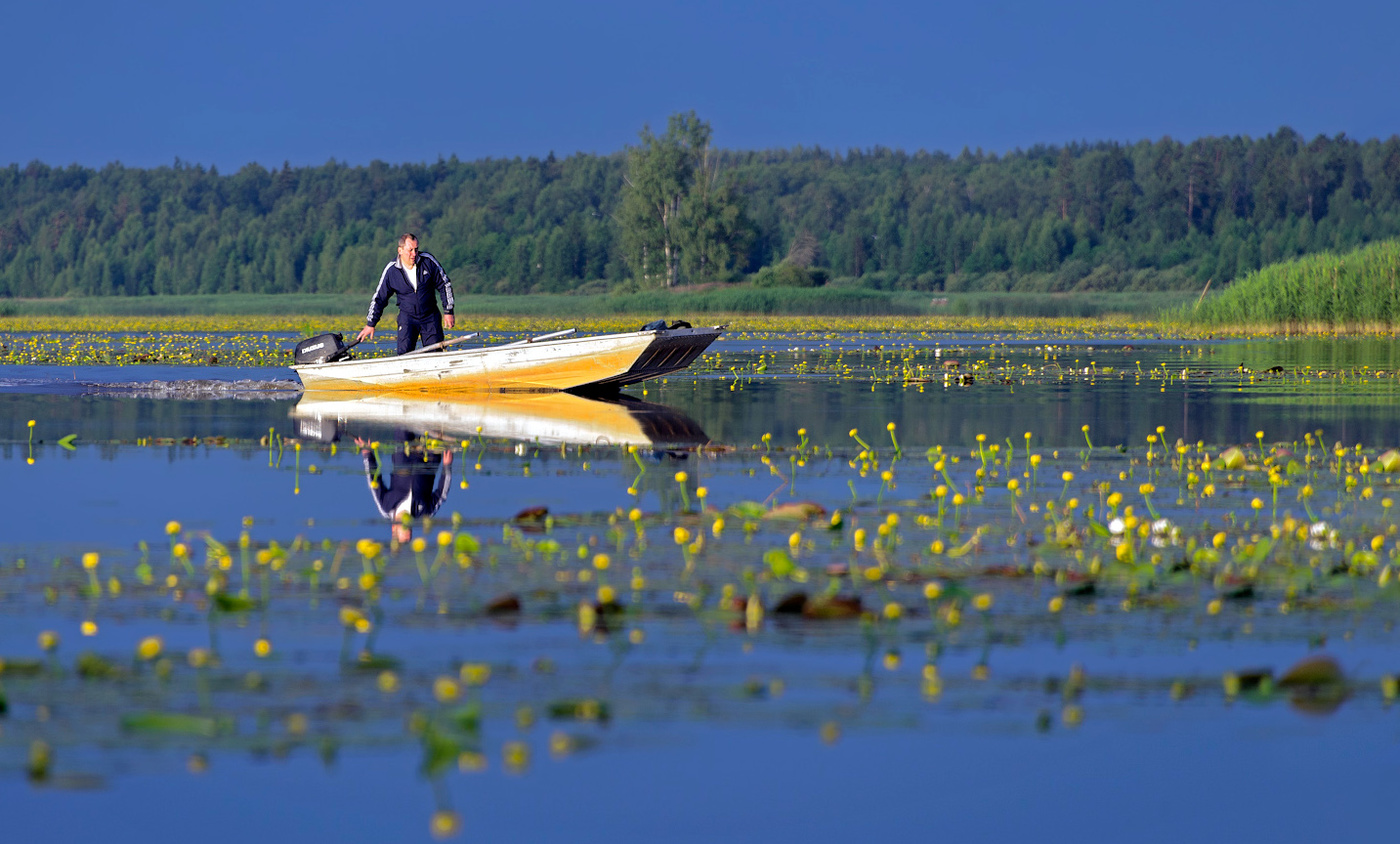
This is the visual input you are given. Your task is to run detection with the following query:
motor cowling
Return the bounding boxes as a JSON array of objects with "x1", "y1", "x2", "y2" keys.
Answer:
[{"x1": 294, "y1": 333, "x2": 351, "y2": 364}]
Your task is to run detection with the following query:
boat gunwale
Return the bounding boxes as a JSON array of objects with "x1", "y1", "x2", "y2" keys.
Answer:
[{"x1": 290, "y1": 326, "x2": 722, "y2": 376}]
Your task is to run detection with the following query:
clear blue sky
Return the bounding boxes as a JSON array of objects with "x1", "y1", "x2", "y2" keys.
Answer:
[{"x1": 7, "y1": 0, "x2": 1398, "y2": 169}]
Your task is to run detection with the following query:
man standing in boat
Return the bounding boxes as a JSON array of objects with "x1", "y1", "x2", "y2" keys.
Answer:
[{"x1": 356, "y1": 233, "x2": 456, "y2": 355}]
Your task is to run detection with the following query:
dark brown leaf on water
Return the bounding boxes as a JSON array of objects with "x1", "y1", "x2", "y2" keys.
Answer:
[
  {"x1": 1220, "y1": 581, "x2": 1255, "y2": 600},
  {"x1": 485, "y1": 594, "x2": 522, "y2": 615},
  {"x1": 513, "y1": 506, "x2": 549, "y2": 522},
  {"x1": 1062, "y1": 579, "x2": 1097, "y2": 597},
  {"x1": 1279, "y1": 654, "x2": 1344, "y2": 688},
  {"x1": 772, "y1": 592, "x2": 809, "y2": 615},
  {"x1": 803, "y1": 595, "x2": 863, "y2": 620},
  {"x1": 595, "y1": 598, "x2": 624, "y2": 616},
  {"x1": 1281, "y1": 655, "x2": 1348, "y2": 716}
]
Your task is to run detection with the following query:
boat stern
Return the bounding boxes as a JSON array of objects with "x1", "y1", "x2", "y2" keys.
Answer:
[{"x1": 582, "y1": 326, "x2": 723, "y2": 389}]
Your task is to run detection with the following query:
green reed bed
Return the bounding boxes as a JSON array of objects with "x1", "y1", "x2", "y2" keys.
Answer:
[{"x1": 1192, "y1": 239, "x2": 1400, "y2": 328}]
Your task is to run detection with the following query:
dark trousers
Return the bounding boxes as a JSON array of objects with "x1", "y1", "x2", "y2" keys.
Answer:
[{"x1": 396, "y1": 311, "x2": 444, "y2": 355}]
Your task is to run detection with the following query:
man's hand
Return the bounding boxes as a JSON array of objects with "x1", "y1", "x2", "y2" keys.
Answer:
[
  {"x1": 356, "y1": 325, "x2": 375, "y2": 343},
  {"x1": 443, "y1": 449, "x2": 454, "y2": 466},
  {"x1": 444, "y1": 314, "x2": 456, "y2": 330}
]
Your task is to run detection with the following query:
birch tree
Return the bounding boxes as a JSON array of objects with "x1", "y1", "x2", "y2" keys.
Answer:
[{"x1": 619, "y1": 111, "x2": 749, "y2": 287}]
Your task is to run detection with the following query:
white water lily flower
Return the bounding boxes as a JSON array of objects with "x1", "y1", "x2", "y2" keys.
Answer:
[{"x1": 1109, "y1": 517, "x2": 1126, "y2": 535}]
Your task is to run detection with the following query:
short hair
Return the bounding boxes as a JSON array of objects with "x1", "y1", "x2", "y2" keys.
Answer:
[{"x1": 398, "y1": 232, "x2": 419, "y2": 247}]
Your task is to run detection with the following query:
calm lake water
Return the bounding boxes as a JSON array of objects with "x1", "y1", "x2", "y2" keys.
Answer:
[{"x1": 3, "y1": 330, "x2": 1400, "y2": 843}]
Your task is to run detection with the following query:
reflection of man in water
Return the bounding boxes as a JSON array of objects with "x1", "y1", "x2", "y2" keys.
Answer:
[{"x1": 356, "y1": 437, "x2": 454, "y2": 543}]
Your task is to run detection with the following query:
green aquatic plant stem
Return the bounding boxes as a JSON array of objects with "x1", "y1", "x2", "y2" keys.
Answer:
[
  {"x1": 238, "y1": 536, "x2": 251, "y2": 597},
  {"x1": 849, "y1": 428, "x2": 872, "y2": 455},
  {"x1": 1300, "y1": 485, "x2": 1318, "y2": 522},
  {"x1": 416, "y1": 548, "x2": 430, "y2": 585},
  {"x1": 1141, "y1": 489, "x2": 1160, "y2": 521}
]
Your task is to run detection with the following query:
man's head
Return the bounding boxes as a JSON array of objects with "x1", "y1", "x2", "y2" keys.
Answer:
[
  {"x1": 397, "y1": 233, "x2": 419, "y2": 267},
  {"x1": 392, "y1": 522, "x2": 413, "y2": 545}
]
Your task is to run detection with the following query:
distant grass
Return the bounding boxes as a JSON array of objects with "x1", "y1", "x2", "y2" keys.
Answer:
[
  {"x1": 0, "y1": 287, "x2": 1192, "y2": 319},
  {"x1": 932, "y1": 291, "x2": 1196, "y2": 318},
  {"x1": 1190, "y1": 240, "x2": 1400, "y2": 328},
  {"x1": 0, "y1": 293, "x2": 367, "y2": 317},
  {"x1": 0, "y1": 313, "x2": 1176, "y2": 338}
]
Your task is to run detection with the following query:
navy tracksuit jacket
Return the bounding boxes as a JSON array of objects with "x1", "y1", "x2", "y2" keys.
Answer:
[{"x1": 364, "y1": 251, "x2": 456, "y2": 355}]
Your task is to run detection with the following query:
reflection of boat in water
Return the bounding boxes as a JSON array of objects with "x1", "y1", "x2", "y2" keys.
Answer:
[
  {"x1": 291, "y1": 391, "x2": 711, "y2": 446},
  {"x1": 292, "y1": 326, "x2": 722, "y2": 392}
]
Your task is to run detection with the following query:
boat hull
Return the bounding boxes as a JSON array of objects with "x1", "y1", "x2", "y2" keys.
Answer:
[{"x1": 291, "y1": 326, "x2": 721, "y2": 393}]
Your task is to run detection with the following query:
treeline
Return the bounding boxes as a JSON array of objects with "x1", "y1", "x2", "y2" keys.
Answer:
[{"x1": 3, "y1": 125, "x2": 1400, "y2": 298}]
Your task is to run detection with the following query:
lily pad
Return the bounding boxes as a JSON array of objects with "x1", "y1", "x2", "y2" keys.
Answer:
[
  {"x1": 727, "y1": 501, "x2": 768, "y2": 520},
  {"x1": 764, "y1": 501, "x2": 827, "y2": 520},
  {"x1": 212, "y1": 592, "x2": 260, "y2": 612},
  {"x1": 547, "y1": 698, "x2": 610, "y2": 721},
  {"x1": 1218, "y1": 446, "x2": 1247, "y2": 469},
  {"x1": 763, "y1": 549, "x2": 795, "y2": 578},
  {"x1": 121, "y1": 712, "x2": 232, "y2": 737},
  {"x1": 1378, "y1": 449, "x2": 1400, "y2": 472}
]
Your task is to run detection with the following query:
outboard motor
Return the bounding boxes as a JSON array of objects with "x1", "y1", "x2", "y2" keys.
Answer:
[{"x1": 294, "y1": 333, "x2": 357, "y2": 364}]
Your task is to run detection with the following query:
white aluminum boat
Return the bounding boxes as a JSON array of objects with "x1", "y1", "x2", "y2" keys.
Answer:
[{"x1": 291, "y1": 325, "x2": 722, "y2": 393}]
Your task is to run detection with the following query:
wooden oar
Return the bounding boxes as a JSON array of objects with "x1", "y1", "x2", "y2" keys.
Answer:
[
  {"x1": 497, "y1": 328, "x2": 577, "y2": 348},
  {"x1": 399, "y1": 332, "x2": 480, "y2": 357}
]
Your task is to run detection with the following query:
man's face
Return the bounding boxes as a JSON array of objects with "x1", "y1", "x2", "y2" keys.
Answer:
[{"x1": 398, "y1": 238, "x2": 418, "y2": 267}]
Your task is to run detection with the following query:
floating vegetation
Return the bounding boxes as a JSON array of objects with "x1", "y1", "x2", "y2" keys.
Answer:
[
  {"x1": 5, "y1": 328, "x2": 1400, "y2": 838},
  {"x1": 0, "y1": 312, "x2": 1307, "y2": 349},
  {"x1": 6, "y1": 417, "x2": 1400, "y2": 793}
]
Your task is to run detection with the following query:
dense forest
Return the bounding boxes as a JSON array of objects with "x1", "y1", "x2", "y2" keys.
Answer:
[{"x1": 3, "y1": 124, "x2": 1400, "y2": 299}]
